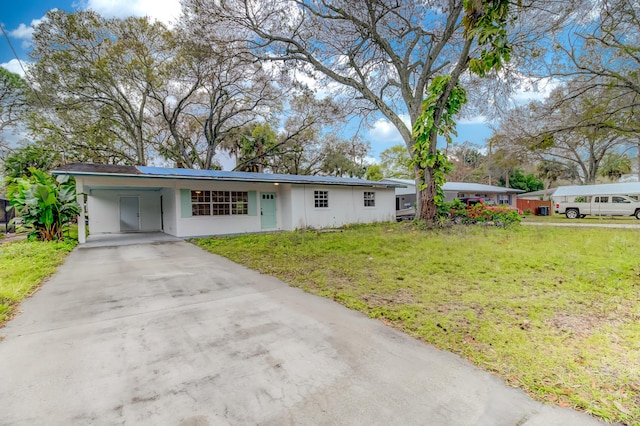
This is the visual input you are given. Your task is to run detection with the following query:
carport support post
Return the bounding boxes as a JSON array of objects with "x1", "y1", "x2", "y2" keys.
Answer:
[{"x1": 76, "y1": 179, "x2": 86, "y2": 244}]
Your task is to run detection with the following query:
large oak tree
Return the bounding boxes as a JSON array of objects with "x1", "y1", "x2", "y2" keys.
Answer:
[
  {"x1": 29, "y1": 11, "x2": 174, "y2": 165},
  {"x1": 491, "y1": 82, "x2": 631, "y2": 184},
  {"x1": 182, "y1": 0, "x2": 558, "y2": 221},
  {"x1": 0, "y1": 68, "x2": 28, "y2": 156}
]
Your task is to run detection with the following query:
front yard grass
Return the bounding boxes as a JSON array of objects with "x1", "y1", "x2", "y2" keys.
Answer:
[
  {"x1": 195, "y1": 223, "x2": 640, "y2": 425},
  {"x1": 0, "y1": 238, "x2": 76, "y2": 325},
  {"x1": 524, "y1": 213, "x2": 640, "y2": 225}
]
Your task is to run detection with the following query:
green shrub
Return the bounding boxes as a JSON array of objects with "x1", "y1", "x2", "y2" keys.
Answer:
[
  {"x1": 439, "y1": 199, "x2": 466, "y2": 219},
  {"x1": 6, "y1": 168, "x2": 79, "y2": 241},
  {"x1": 443, "y1": 202, "x2": 521, "y2": 226}
]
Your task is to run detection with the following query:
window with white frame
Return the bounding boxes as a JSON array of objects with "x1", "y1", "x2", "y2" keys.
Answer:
[
  {"x1": 314, "y1": 190, "x2": 329, "y2": 208},
  {"x1": 364, "y1": 191, "x2": 375, "y2": 207},
  {"x1": 191, "y1": 190, "x2": 248, "y2": 216},
  {"x1": 497, "y1": 194, "x2": 510, "y2": 205}
]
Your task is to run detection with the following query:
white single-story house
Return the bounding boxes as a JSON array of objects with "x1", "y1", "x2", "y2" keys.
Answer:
[
  {"x1": 380, "y1": 178, "x2": 523, "y2": 210},
  {"x1": 53, "y1": 163, "x2": 401, "y2": 244}
]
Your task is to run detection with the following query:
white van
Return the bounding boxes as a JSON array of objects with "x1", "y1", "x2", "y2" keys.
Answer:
[{"x1": 555, "y1": 195, "x2": 640, "y2": 219}]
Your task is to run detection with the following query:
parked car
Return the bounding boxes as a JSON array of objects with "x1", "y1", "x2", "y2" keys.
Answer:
[{"x1": 555, "y1": 195, "x2": 640, "y2": 219}]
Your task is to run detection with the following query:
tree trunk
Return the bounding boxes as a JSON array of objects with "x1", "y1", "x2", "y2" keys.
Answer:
[
  {"x1": 637, "y1": 140, "x2": 640, "y2": 182},
  {"x1": 418, "y1": 167, "x2": 438, "y2": 223}
]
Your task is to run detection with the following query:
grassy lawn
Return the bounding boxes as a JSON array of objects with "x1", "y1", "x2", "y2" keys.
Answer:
[
  {"x1": 524, "y1": 213, "x2": 640, "y2": 225},
  {"x1": 194, "y1": 223, "x2": 640, "y2": 425},
  {"x1": 0, "y1": 232, "x2": 77, "y2": 326}
]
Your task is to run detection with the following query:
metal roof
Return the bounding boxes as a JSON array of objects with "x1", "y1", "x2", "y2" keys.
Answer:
[
  {"x1": 53, "y1": 163, "x2": 404, "y2": 188},
  {"x1": 553, "y1": 182, "x2": 640, "y2": 198},
  {"x1": 380, "y1": 178, "x2": 524, "y2": 194},
  {"x1": 442, "y1": 182, "x2": 524, "y2": 193},
  {"x1": 517, "y1": 188, "x2": 556, "y2": 199}
]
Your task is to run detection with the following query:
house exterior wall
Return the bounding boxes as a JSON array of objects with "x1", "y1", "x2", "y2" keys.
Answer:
[
  {"x1": 279, "y1": 184, "x2": 293, "y2": 230},
  {"x1": 289, "y1": 185, "x2": 395, "y2": 229},
  {"x1": 160, "y1": 187, "x2": 177, "y2": 236},
  {"x1": 87, "y1": 189, "x2": 162, "y2": 234},
  {"x1": 445, "y1": 191, "x2": 516, "y2": 206},
  {"x1": 175, "y1": 181, "x2": 284, "y2": 237},
  {"x1": 78, "y1": 175, "x2": 396, "y2": 239}
]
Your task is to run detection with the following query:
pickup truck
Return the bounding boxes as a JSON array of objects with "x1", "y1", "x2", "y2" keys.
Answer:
[{"x1": 554, "y1": 195, "x2": 640, "y2": 219}]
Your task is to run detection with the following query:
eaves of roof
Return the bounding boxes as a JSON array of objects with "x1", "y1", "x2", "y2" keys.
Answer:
[{"x1": 53, "y1": 163, "x2": 406, "y2": 189}]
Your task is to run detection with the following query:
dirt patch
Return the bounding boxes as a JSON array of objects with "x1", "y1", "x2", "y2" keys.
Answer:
[
  {"x1": 361, "y1": 288, "x2": 416, "y2": 307},
  {"x1": 547, "y1": 313, "x2": 601, "y2": 336}
]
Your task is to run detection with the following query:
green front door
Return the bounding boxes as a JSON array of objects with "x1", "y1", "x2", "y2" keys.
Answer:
[{"x1": 260, "y1": 192, "x2": 277, "y2": 230}]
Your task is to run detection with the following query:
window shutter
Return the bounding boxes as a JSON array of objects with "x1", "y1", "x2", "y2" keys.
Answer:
[
  {"x1": 180, "y1": 189, "x2": 192, "y2": 218},
  {"x1": 248, "y1": 191, "x2": 257, "y2": 216}
]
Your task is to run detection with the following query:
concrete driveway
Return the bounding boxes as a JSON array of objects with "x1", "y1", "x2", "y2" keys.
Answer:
[{"x1": 0, "y1": 240, "x2": 603, "y2": 426}]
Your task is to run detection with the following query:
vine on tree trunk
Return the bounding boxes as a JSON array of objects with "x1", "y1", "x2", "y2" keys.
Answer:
[
  {"x1": 411, "y1": 0, "x2": 513, "y2": 220},
  {"x1": 411, "y1": 75, "x2": 464, "y2": 206}
]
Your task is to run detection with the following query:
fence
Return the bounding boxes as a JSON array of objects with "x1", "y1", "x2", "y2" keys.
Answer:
[{"x1": 516, "y1": 199, "x2": 553, "y2": 215}]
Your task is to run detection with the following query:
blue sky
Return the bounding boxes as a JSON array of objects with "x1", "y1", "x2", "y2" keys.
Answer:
[
  {"x1": 1, "y1": 2, "x2": 72, "y2": 65},
  {"x1": 1, "y1": 1, "x2": 539, "y2": 164}
]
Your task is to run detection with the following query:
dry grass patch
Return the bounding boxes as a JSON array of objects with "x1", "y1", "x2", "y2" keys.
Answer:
[{"x1": 194, "y1": 223, "x2": 640, "y2": 425}]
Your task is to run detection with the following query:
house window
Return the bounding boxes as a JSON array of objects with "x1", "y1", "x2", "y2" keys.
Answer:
[
  {"x1": 314, "y1": 190, "x2": 328, "y2": 208},
  {"x1": 498, "y1": 194, "x2": 510, "y2": 205},
  {"x1": 364, "y1": 191, "x2": 375, "y2": 207},
  {"x1": 191, "y1": 190, "x2": 248, "y2": 216},
  {"x1": 211, "y1": 191, "x2": 230, "y2": 215},
  {"x1": 191, "y1": 190, "x2": 211, "y2": 216},
  {"x1": 231, "y1": 191, "x2": 249, "y2": 214}
]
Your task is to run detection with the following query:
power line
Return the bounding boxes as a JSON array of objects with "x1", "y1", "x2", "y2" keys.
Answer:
[
  {"x1": 0, "y1": 24, "x2": 29, "y2": 77},
  {"x1": 0, "y1": 22, "x2": 46, "y2": 109}
]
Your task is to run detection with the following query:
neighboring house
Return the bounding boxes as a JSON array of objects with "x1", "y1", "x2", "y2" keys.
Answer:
[
  {"x1": 518, "y1": 188, "x2": 556, "y2": 201},
  {"x1": 53, "y1": 163, "x2": 401, "y2": 244},
  {"x1": 381, "y1": 178, "x2": 523, "y2": 210}
]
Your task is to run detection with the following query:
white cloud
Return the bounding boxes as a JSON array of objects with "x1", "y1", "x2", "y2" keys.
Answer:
[
  {"x1": 458, "y1": 115, "x2": 488, "y2": 125},
  {"x1": 288, "y1": 66, "x2": 342, "y2": 99},
  {"x1": 9, "y1": 23, "x2": 33, "y2": 40},
  {"x1": 9, "y1": 18, "x2": 45, "y2": 48},
  {"x1": 363, "y1": 155, "x2": 378, "y2": 165},
  {"x1": 1, "y1": 59, "x2": 28, "y2": 77},
  {"x1": 368, "y1": 114, "x2": 410, "y2": 146},
  {"x1": 512, "y1": 76, "x2": 561, "y2": 103},
  {"x1": 76, "y1": 0, "x2": 182, "y2": 25}
]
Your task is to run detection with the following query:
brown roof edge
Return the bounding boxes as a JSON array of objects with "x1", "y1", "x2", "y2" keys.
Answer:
[{"x1": 53, "y1": 163, "x2": 141, "y2": 175}]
